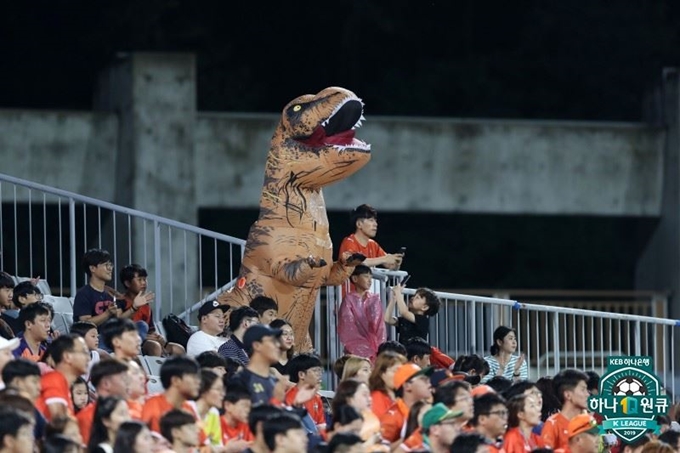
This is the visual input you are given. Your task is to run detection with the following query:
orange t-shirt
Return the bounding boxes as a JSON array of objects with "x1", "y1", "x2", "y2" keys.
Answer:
[
  {"x1": 400, "y1": 428, "x2": 424, "y2": 451},
  {"x1": 141, "y1": 394, "x2": 198, "y2": 433},
  {"x1": 370, "y1": 390, "x2": 394, "y2": 419},
  {"x1": 285, "y1": 387, "x2": 326, "y2": 428},
  {"x1": 77, "y1": 402, "x2": 96, "y2": 445},
  {"x1": 123, "y1": 296, "x2": 153, "y2": 328},
  {"x1": 541, "y1": 412, "x2": 570, "y2": 453},
  {"x1": 379, "y1": 398, "x2": 409, "y2": 442},
  {"x1": 220, "y1": 417, "x2": 254, "y2": 445},
  {"x1": 503, "y1": 427, "x2": 546, "y2": 453},
  {"x1": 36, "y1": 371, "x2": 74, "y2": 421},
  {"x1": 127, "y1": 399, "x2": 144, "y2": 421},
  {"x1": 338, "y1": 234, "x2": 387, "y2": 260}
]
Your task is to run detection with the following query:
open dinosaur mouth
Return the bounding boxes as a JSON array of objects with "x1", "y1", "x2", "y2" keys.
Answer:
[{"x1": 297, "y1": 99, "x2": 371, "y2": 151}]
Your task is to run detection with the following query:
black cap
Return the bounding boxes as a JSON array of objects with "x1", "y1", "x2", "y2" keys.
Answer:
[
  {"x1": 243, "y1": 324, "x2": 283, "y2": 352},
  {"x1": 198, "y1": 300, "x2": 231, "y2": 318}
]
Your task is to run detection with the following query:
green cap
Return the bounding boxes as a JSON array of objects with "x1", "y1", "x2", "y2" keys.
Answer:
[{"x1": 421, "y1": 403, "x2": 464, "y2": 431}]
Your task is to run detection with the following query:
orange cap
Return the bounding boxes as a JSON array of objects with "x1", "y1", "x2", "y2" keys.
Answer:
[
  {"x1": 393, "y1": 363, "x2": 434, "y2": 389},
  {"x1": 568, "y1": 414, "x2": 599, "y2": 438},
  {"x1": 471, "y1": 384, "x2": 496, "y2": 397}
]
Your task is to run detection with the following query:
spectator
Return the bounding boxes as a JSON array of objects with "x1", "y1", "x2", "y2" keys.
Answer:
[
  {"x1": 186, "y1": 300, "x2": 230, "y2": 357},
  {"x1": 262, "y1": 411, "x2": 308, "y2": 453},
  {"x1": 100, "y1": 318, "x2": 141, "y2": 362},
  {"x1": 73, "y1": 249, "x2": 121, "y2": 327},
  {"x1": 87, "y1": 396, "x2": 131, "y2": 453},
  {"x1": 195, "y1": 350, "x2": 228, "y2": 377},
  {"x1": 220, "y1": 385, "x2": 254, "y2": 450},
  {"x1": 486, "y1": 376, "x2": 513, "y2": 395},
  {"x1": 656, "y1": 415, "x2": 671, "y2": 436},
  {"x1": 337, "y1": 265, "x2": 386, "y2": 361},
  {"x1": 218, "y1": 306, "x2": 259, "y2": 366},
  {"x1": 329, "y1": 405, "x2": 363, "y2": 438},
  {"x1": 377, "y1": 340, "x2": 407, "y2": 358},
  {"x1": 159, "y1": 410, "x2": 201, "y2": 453},
  {"x1": 384, "y1": 284, "x2": 440, "y2": 346},
  {"x1": 420, "y1": 403, "x2": 464, "y2": 453},
  {"x1": 12, "y1": 281, "x2": 43, "y2": 310},
  {"x1": 433, "y1": 380, "x2": 474, "y2": 423},
  {"x1": 535, "y1": 376, "x2": 561, "y2": 422},
  {"x1": 141, "y1": 355, "x2": 201, "y2": 434},
  {"x1": 0, "y1": 408, "x2": 34, "y2": 453},
  {"x1": 118, "y1": 264, "x2": 175, "y2": 357},
  {"x1": 469, "y1": 393, "x2": 508, "y2": 452},
  {"x1": 333, "y1": 355, "x2": 352, "y2": 381},
  {"x1": 340, "y1": 355, "x2": 372, "y2": 384},
  {"x1": 453, "y1": 354, "x2": 490, "y2": 385},
  {"x1": 331, "y1": 379, "x2": 380, "y2": 444},
  {"x1": 245, "y1": 404, "x2": 284, "y2": 453},
  {"x1": 70, "y1": 377, "x2": 89, "y2": 413},
  {"x1": 195, "y1": 369, "x2": 225, "y2": 447},
  {"x1": 76, "y1": 359, "x2": 130, "y2": 445},
  {"x1": 585, "y1": 371, "x2": 600, "y2": 395},
  {"x1": 338, "y1": 204, "x2": 403, "y2": 270},
  {"x1": 285, "y1": 353, "x2": 326, "y2": 434},
  {"x1": 449, "y1": 432, "x2": 490, "y2": 453},
  {"x1": 369, "y1": 351, "x2": 407, "y2": 418},
  {"x1": 249, "y1": 296, "x2": 278, "y2": 326},
  {"x1": 36, "y1": 335, "x2": 91, "y2": 421},
  {"x1": 503, "y1": 394, "x2": 545, "y2": 453},
  {"x1": 43, "y1": 414, "x2": 84, "y2": 450},
  {"x1": 0, "y1": 272, "x2": 18, "y2": 339},
  {"x1": 623, "y1": 434, "x2": 652, "y2": 453},
  {"x1": 125, "y1": 360, "x2": 146, "y2": 420},
  {"x1": 2, "y1": 358, "x2": 47, "y2": 439},
  {"x1": 0, "y1": 336, "x2": 20, "y2": 390},
  {"x1": 399, "y1": 400, "x2": 432, "y2": 452},
  {"x1": 380, "y1": 363, "x2": 433, "y2": 445},
  {"x1": 658, "y1": 430, "x2": 680, "y2": 450},
  {"x1": 482, "y1": 326, "x2": 528, "y2": 383},
  {"x1": 69, "y1": 321, "x2": 107, "y2": 384},
  {"x1": 113, "y1": 421, "x2": 153, "y2": 453},
  {"x1": 269, "y1": 319, "x2": 294, "y2": 375},
  {"x1": 405, "y1": 337, "x2": 432, "y2": 369},
  {"x1": 566, "y1": 414, "x2": 600, "y2": 453},
  {"x1": 541, "y1": 369, "x2": 590, "y2": 452},
  {"x1": 13, "y1": 302, "x2": 52, "y2": 361}
]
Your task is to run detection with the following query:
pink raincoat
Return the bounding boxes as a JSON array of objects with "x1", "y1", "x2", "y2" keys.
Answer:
[{"x1": 337, "y1": 292, "x2": 386, "y2": 361}]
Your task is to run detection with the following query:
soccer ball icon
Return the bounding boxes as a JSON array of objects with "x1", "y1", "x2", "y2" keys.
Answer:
[{"x1": 613, "y1": 377, "x2": 647, "y2": 396}]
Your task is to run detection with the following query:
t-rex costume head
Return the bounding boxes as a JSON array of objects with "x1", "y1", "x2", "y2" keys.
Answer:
[{"x1": 221, "y1": 87, "x2": 371, "y2": 351}]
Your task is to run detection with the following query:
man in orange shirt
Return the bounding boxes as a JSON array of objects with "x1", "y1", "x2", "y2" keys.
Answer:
[
  {"x1": 221, "y1": 386, "x2": 254, "y2": 450},
  {"x1": 338, "y1": 204, "x2": 403, "y2": 270},
  {"x1": 469, "y1": 393, "x2": 508, "y2": 453},
  {"x1": 284, "y1": 353, "x2": 326, "y2": 434},
  {"x1": 566, "y1": 414, "x2": 600, "y2": 453},
  {"x1": 380, "y1": 363, "x2": 433, "y2": 446},
  {"x1": 141, "y1": 355, "x2": 201, "y2": 434},
  {"x1": 541, "y1": 369, "x2": 590, "y2": 453},
  {"x1": 36, "y1": 335, "x2": 91, "y2": 421},
  {"x1": 77, "y1": 359, "x2": 130, "y2": 444}
]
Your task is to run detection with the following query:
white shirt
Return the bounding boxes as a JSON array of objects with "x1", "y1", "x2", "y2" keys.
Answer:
[{"x1": 186, "y1": 330, "x2": 227, "y2": 356}]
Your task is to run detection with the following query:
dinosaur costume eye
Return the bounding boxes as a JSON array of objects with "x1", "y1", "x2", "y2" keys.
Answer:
[{"x1": 293, "y1": 105, "x2": 302, "y2": 112}]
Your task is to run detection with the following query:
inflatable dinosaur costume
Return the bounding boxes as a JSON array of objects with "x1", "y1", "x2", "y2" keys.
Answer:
[{"x1": 221, "y1": 87, "x2": 371, "y2": 351}]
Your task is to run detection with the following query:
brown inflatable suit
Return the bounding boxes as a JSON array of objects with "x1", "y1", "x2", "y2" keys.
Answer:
[{"x1": 221, "y1": 87, "x2": 371, "y2": 351}]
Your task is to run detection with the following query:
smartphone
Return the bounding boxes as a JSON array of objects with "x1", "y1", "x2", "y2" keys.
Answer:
[
  {"x1": 400, "y1": 274, "x2": 411, "y2": 285},
  {"x1": 399, "y1": 247, "x2": 407, "y2": 255}
]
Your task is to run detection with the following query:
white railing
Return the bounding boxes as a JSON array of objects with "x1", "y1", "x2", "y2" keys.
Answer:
[{"x1": 0, "y1": 173, "x2": 245, "y2": 321}]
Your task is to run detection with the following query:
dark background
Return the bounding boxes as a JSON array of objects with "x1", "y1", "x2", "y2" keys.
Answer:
[{"x1": 2, "y1": 1, "x2": 676, "y2": 291}]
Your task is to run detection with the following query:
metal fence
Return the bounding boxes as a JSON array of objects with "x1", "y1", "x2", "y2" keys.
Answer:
[{"x1": 0, "y1": 172, "x2": 245, "y2": 322}]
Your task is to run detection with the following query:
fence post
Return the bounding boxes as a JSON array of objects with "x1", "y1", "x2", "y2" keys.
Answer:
[
  {"x1": 553, "y1": 314, "x2": 561, "y2": 375},
  {"x1": 154, "y1": 220, "x2": 162, "y2": 319},
  {"x1": 634, "y1": 320, "x2": 641, "y2": 356},
  {"x1": 69, "y1": 198, "x2": 77, "y2": 297}
]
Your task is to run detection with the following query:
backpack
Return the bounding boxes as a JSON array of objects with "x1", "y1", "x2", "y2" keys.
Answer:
[{"x1": 162, "y1": 314, "x2": 193, "y2": 348}]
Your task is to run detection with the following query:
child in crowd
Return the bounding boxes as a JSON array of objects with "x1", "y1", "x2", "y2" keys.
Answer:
[
  {"x1": 70, "y1": 321, "x2": 104, "y2": 384},
  {"x1": 249, "y1": 296, "x2": 278, "y2": 325},
  {"x1": 221, "y1": 385, "x2": 254, "y2": 449},
  {"x1": 337, "y1": 265, "x2": 386, "y2": 361},
  {"x1": 285, "y1": 353, "x2": 327, "y2": 434},
  {"x1": 71, "y1": 377, "x2": 89, "y2": 414}
]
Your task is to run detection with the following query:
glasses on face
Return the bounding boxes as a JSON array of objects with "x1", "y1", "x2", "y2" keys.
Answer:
[
  {"x1": 487, "y1": 410, "x2": 509, "y2": 418},
  {"x1": 99, "y1": 262, "x2": 114, "y2": 270},
  {"x1": 307, "y1": 367, "x2": 324, "y2": 375},
  {"x1": 455, "y1": 394, "x2": 473, "y2": 403}
]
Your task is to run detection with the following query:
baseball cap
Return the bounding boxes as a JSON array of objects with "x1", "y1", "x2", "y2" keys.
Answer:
[
  {"x1": 471, "y1": 384, "x2": 496, "y2": 397},
  {"x1": 198, "y1": 300, "x2": 231, "y2": 318},
  {"x1": 243, "y1": 324, "x2": 283, "y2": 352},
  {"x1": 421, "y1": 403, "x2": 464, "y2": 431},
  {"x1": 0, "y1": 336, "x2": 20, "y2": 351},
  {"x1": 393, "y1": 363, "x2": 434, "y2": 390},
  {"x1": 431, "y1": 369, "x2": 469, "y2": 387},
  {"x1": 568, "y1": 414, "x2": 599, "y2": 438}
]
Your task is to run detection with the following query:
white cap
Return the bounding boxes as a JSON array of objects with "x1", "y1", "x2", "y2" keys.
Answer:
[
  {"x1": 0, "y1": 336, "x2": 20, "y2": 351},
  {"x1": 670, "y1": 421, "x2": 680, "y2": 432}
]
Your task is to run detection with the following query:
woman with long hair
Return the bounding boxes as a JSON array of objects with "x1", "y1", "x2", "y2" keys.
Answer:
[
  {"x1": 331, "y1": 379, "x2": 380, "y2": 442},
  {"x1": 194, "y1": 369, "x2": 225, "y2": 447},
  {"x1": 269, "y1": 319, "x2": 295, "y2": 375},
  {"x1": 482, "y1": 326, "x2": 528, "y2": 383},
  {"x1": 341, "y1": 355, "x2": 372, "y2": 384},
  {"x1": 113, "y1": 421, "x2": 153, "y2": 453},
  {"x1": 368, "y1": 351, "x2": 407, "y2": 418},
  {"x1": 87, "y1": 396, "x2": 130, "y2": 453},
  {"x1": 503, "y1": 394, "x2": 545, "y2": 453}
]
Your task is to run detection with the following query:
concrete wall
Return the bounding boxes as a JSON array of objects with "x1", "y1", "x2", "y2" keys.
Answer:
[{"x1": 196, "y1": 114, "x2": 665, "y2": 215}]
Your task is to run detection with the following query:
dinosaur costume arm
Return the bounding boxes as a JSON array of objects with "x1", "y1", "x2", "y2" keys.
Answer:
[{"x1": 270, "y1": 255, "x2": 326, "y2": 287}]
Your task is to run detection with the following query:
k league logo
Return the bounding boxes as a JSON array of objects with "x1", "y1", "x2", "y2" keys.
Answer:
[{"x1": 588, "y1": 356, "x2": 670, "y2": 444}]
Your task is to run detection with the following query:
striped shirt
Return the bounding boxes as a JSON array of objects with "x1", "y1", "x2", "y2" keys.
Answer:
[{"x1": 482, "y1": 354, "x2": 529, "y2": 382}]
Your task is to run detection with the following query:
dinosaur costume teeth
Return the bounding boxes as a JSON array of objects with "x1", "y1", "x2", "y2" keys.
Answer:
[{"x1": 220, "y1": 87, "x2": 371, "y2": 351}]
